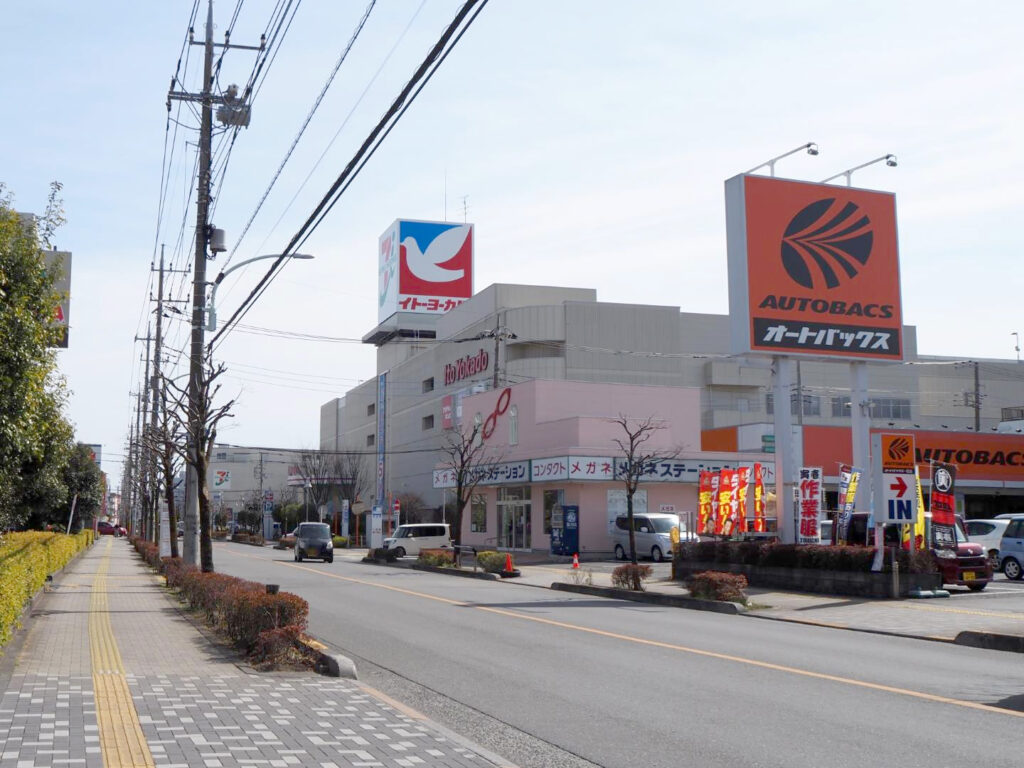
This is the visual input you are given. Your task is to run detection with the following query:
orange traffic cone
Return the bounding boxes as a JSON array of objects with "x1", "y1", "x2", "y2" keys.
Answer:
[
  {"x1": 572, "y1": 553, "x2": 579, "y2": 569},
  {"x1": 504, "y1": 553, "x2": 514, "y2": 572}
]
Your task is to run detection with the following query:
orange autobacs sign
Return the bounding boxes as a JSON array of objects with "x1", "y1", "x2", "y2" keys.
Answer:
[{"x1": 725, "y1": 175, "x2": 903, "y2": 360}]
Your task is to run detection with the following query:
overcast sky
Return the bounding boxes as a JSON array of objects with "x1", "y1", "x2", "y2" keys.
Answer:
[{"x1": 3, "y1": 1, "x2": 1022, "y2": 489}]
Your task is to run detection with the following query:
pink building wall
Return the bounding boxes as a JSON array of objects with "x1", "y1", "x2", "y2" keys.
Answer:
[{"x1": 448, "y1": 380, "x2": 710, "y2": 555}]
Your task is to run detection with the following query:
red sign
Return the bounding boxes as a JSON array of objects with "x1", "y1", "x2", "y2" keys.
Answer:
[
  {"x1": 798, "y1": 466, "x2": 823, "y2": 543},
  {"x1": 727, "y1": 175, "x2": 902, "y2": 360},
  {"x1": 441, "y1": 395, "x2": 454, "y2": 429},
  {"x1": 444, "y1": 349, "x2": 489, "y2": 386}
]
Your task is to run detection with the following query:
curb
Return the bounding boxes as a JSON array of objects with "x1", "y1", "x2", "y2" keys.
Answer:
[
  {"x1": 296, "y1": 635, "x2": 359, "y2": 679},
  {"x1": 412, "y1": 563, "x2": 499, "y2": 580},
  {"x1": 550, "y1": 582, "x2": 744, "y2": 614},
  {"x1": 954, "y1": 631, "x2": 1024, "y2": 654}
]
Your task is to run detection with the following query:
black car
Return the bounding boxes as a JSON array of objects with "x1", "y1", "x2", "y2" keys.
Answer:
[{"x1": 293, "y1": 522, "x2": 333, "y2": 563}]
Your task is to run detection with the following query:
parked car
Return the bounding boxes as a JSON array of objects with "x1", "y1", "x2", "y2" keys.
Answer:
[
  {"x1": 997, "y1": 515, "x2": 1024, "y2": 580},
  {"x1": 293, "y1": 522, "x2": 333, "y2": 563},
  {"x1": 612, "y1": 512, "x2": 694, "y2": 562},
  {"x1": 97, "y1": 521, "x2": 123, "y2": 537},
  {"x1": 964, "y1": 519, "x2": 1009, "y2": 569},
  {"x1": 846, "y1": 513, "x2": 991, "y2": 591},
  {"x1": 383, "y1": 523, "x2": 452, "y2": 558}
]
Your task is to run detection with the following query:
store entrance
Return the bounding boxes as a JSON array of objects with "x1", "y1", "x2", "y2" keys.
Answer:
[{"x1": 497, "y1": 486, "x2": 532, "y2": 549}]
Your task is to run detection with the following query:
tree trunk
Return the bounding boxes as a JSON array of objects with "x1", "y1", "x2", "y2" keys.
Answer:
[
  {"x1": 627, "y1": 489, "x2": 637, "y2": 565},
  {"x1": 164, "y1": 464, "x2": 179, "y2": 559},
  {"x1": 198, "y1": 456, "x2": 214, "y2": 572}
]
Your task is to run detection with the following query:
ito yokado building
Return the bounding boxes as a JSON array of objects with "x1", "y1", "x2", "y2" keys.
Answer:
[{"x1": 319, "y1": 220, "x2": 1024, "y2": 555}]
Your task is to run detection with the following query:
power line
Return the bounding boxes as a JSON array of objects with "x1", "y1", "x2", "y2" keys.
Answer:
[{"x1": 209, "y1": 0, "x2": 491, "y2": 350}]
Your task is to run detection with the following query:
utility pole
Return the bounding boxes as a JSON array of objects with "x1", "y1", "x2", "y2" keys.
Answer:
[
  {"x1": 168, "y1": 0, "x2": 260, "y2": 568},
  {"x1": 150, "y1": 248, "x2": 166, "y2": 552},
  {"x1": 488, "y1": 313, "x2": 517, "y2": 389}
]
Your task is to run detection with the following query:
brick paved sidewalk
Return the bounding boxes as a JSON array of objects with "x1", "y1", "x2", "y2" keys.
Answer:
[{"x1": 0, "y1": 537, "x2": 513, "y2": 768}]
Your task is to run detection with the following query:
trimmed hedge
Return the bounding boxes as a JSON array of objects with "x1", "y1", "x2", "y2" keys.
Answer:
[
  {"x1": 686, "y1": 571, "x2": 749, "y2": 604},
  {"x1": 612, "y1": 563, "x2": 652, "y2": 591},
  {"x1": 475, "y1": 550, "x2": 506, "y2": 573},
  {"x1": 418, "y1": 548, "x2": 455, "y2": 567},
  {"x1": 677, "y1": 541, "x2": 936, "y2": 574},
  {"x1": 130, "y1": 537, "x2": 308, "y2": 654},
  {"x1": 0, "y1": 530, "x2": 94, "y2": 648}
]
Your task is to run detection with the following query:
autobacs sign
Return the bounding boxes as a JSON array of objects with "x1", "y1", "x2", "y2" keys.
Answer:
[
  {"x1": 444, "y1": 349, "x2": 489, "y2": 386},
  {"x1": 726, "y1": 175, "x2": 903, "y2": 360}
]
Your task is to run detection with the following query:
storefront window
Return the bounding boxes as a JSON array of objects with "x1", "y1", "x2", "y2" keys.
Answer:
[
  {"x1": 543, "y1": 489, "x2": 564, "y2": 534},
  {"x1": 470, "y1": 493, "x2": 487, "y2": 533}
]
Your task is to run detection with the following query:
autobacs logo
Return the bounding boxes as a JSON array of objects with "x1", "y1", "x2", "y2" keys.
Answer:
[
  {"x1": 444, "y1": 349, "x2": 489, "y2": 386},
  {"x1": 887, "y1": 436, "x2": 911, "y2": 462},
  {"x1": 758, "y1": 198, "x2": 894, "y2": 320}
]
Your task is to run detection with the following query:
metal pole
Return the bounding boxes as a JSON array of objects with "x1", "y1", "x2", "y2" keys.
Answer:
[
  {"x1": 974, "y1": 361, "x2": 981, "y2": 432},
  {"x1": 185, "y1": 0, "x2": 215, "y2": 567},
  {"x1": 772, "y1": 357, "x2": 797, "y2": 543}
]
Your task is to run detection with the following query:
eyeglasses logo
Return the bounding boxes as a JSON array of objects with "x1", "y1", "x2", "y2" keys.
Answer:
[{"x1": 781, "y1": 199, "x2": 874, "y2": 290}]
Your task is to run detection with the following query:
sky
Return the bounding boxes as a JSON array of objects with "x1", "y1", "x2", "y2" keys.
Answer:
[{"x1": 3, "y1": 1, "x2": 1022, "y2": 490}]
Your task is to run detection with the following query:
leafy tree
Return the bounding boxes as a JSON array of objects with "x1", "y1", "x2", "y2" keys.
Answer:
[
  {"x1": 0, "y1": 182, "x2": 73, "y2": 530},
  {"x1": 24, "y1": 442, "x2": 102, "y2": 531}
]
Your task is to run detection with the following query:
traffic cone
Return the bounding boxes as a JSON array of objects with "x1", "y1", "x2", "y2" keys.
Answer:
[
  {"x1": 572, "y1": 553, "x2": 579, "y2": 569},
  {"x1": 504, "y1": 553, "x2": 514, "y2": 572}
]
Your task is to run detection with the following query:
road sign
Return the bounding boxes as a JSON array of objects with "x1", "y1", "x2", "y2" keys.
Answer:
[{"x1": 873, "y1": 433, "x2": 917, "y2": 524}]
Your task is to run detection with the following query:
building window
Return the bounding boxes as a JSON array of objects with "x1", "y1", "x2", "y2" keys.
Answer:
[
  {"x1": 543, "y1": 489, "x2": 564, "y2": 535},
  {"x1": 470, "y1": 493, "x2": 487, "y2": 532},
  {"x1": 367, "y1": 403, "x2": 375, "y2": 416},
  {"x1": 871, "y1": 398, "x2": 912, "y2": 420},
  {"x1": 509, "y1": 405, "x2": 518, "y2": 445},
  {"x1": 422, "y1": 414, "x2": 434, "y2": 431},
  {"x1": 215, "y1": 451, "x2": 227, "y2": 460},
  {"x1": 366, "y1": 434, "x2": 375, "y2": 447},
  {"x1": 497, "y1": 486, "x2": 531, "y2": 549},
  {"x1": 767, "y1": 393, "x2": 820, "y2": 416},
  {"x1": 422, "y1": 377, "x2": 434, "y2": 393},
  {"x1": 831, "y1": 396, "x2": 850, "y2": 417}
]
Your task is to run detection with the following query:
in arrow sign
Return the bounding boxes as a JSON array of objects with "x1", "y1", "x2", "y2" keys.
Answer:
[{"x1": 889, "y1": 476, "x2": 908, "y2": 497}]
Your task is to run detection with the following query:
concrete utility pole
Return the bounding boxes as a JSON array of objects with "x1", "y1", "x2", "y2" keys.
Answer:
[
  {"x1": 168, "y1": 0, "x2": 260, "y2": 566},
  {"x1": 150, "y1": 248, "x2": 166, "y2": 550},
  {"x1": 974, "y1": 361, "x2": 982, "y2": 432}
]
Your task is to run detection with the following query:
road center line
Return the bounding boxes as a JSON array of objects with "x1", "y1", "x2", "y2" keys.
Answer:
[{"x1": 222, "y1": 548, "x2": 1024, "y2": 719}]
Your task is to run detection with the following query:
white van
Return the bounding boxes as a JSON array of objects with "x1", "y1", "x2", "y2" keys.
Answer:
[
  {"x1": 383, "y1": 523, "x2": 452, "y2": 557},
  {"x1": 611, "y1": 512, "x2": 691, "y2": 562}
]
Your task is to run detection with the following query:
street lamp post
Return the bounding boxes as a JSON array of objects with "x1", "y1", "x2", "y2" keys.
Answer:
[
  {"x1": 206, "y1": 253, "x2": 314, "y2": 331},
  {"x1": 1013, "y1": 332, "x2": 1020, "y2": 363},
  {"x1": 746, "y1": 142, "x2": 819, "y2": 177},
  {"x1": 821, "y1": 154, "x2": 897, "y2": 186}
]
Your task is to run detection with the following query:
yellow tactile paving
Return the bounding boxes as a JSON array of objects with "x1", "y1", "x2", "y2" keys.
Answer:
[{"x1": 88, "y1": 537, "x2": 156, "y2": 768}]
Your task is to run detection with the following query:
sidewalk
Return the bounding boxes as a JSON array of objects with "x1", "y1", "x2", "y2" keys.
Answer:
[
  {"x1": 509, "y1": 560, "x2": 1024, "y2": 647},
  {"x1": 0, "y1": 537, "x2": 515, "y2": 768}
]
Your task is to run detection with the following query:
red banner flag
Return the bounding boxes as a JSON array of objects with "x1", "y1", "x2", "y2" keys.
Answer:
[
  {"x1": 717, "y1": 469, "x2": 735, "y2": 536},
  {"x1": 697, "y1": 471, "x2": 714, "y2": 534},
  {"x1": 753, "y1": 463, "x2": 765, "y2": 532},
  {"x1": 735, "y1": 466, "x2": 751, "y2": 534}
]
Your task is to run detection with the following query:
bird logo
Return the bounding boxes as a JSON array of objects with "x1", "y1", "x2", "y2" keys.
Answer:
[{"x1": 401, "y1": 224, "x2": 470, "y2": 284}]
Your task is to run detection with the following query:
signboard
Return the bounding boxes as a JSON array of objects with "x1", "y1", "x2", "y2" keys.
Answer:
[
  {"x1": 441, "y1": 395, "x2": 454, "y2": 429},
  {"x1": 44, "y1": 250, "x2": 71, "y2": 348},
  {"x1": 872, "y1": 433, "x2": 918, "y2": 525},
  {"x1": 725, "y1": 174, "x2": 902, "y2": 360},
  {"x1": 370, "y1": 505, "x2": 383, "y2": 549},
  {"x1": 341, "y1": 499, "x2": 350, "y2": 538},
  {"x1": 86, "y1": 444, "x2": 102, "y2": 469},
  {"x1": 930, "y1": 461, "x2": 957, "y2": 552},
  {"x1": 532, "y1": 457, "x2": 569, "y2": 482},
  {"x1": 212, "y1": 469, "x2": 231, "y2": 490},
  {"x1": 797, "y1": 466, "x2": 823, "y2": 543},
  {"x1": 432, "y1": 460, "x2": 530, "y2": 489},
  {"x1": 378, "y1": 219, "x2": 474, "y2": 323},
  {"x1": 376, "y1": 372, "x2": 387, "y2": 508},
  {"x1": 549, "y1": 504, "x2": 579, "y2": 556}
]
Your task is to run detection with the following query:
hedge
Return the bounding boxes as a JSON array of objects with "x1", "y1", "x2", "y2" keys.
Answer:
[
  {"x1": 130, "y1": 537, "x2": 308, "y2": 653},
  {"x1": 686, "y1": 571, "x2": 748, "y2": 604},
  {"x1": 676, "y1": 541, "x2": 936, "y2": 574},
  {"x1": 0, "y1": 530, "x2": 94, "y2": 648}
]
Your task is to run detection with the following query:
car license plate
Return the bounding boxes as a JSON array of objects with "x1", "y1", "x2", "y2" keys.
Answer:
[{"x1": 963, "y1": 571, "x2": 976, "y2": 581}]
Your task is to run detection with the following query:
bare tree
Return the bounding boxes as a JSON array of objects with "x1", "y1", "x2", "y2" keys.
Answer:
[
  {"x1": 296, "y1": 450, "x2": 334, "y2": 522},
  {"x1": 437, "y1": 422, "x2": 502, "y2": 545},
  {"x1": 325, "y1": 449, "x2": 367, "y2": 541},
  {"x1": 163, "y1": 358, "x2": 235, "y2": 572},
  {"x1": 140, "y1": 380, "x2": 185, "y2": 557},
  {"x1": 394, "y1": 492, "x2": 432, "y2": 524},
  {"x1": 611, "y1": 415, "x2": 681, "y2": 572}
]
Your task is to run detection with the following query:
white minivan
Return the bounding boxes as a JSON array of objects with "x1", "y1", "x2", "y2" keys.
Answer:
[
  {"x1": 383, "y1": 523, "x2": 452, "y2": 558},
  {"x1": 612, "y1": 512, "x2": 690, "y2": 562}
]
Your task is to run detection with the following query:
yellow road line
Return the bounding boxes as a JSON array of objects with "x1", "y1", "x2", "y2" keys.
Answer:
[
  {"x1": 887, "y1": 602, "x2": 1024, "y2": 621},
  {"x1": 221, "y1": 549, "x2": 1024, "y2": 720},
  {"x1": 89, "y1": 537, "x2": 155, "y2": 768}
]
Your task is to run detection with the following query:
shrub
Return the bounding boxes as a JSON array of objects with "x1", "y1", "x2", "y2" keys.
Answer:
[
  {"x1": 686, "y1": 571, "x2": 748, "y2": 604},
  {"x1": 418, "y1": 549, "x2": 455, "y2": 568},
  {"x1": 248, "y1": 624, "x2": 316, "y2": 670},
  {"x1": 475, "y1": 550, "x2": 506, "y2": 573},
  {"x1": 221, "y1": 589, "x2": 308, "y2": 650},
  {"x1": 332, "y1": 536, "x2": 348, "y2": 548},
  {"x1": 611, "y1": 563, "x2": 653, "y2": 591},
  {"x1": 368, "y1": 547, "x2": 399, "y2": 562},
  {"x1": 0, "y1": 530, "x2": 94, "y2": 648}
]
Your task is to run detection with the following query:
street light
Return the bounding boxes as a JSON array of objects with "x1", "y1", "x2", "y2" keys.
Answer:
[
  {"x1": 1013, "y1": 331, "x2": 1020, "y2": 362},
  {"x1": 821, "y1": 154, "x2": 897, "y2": 186},
  {"x1": 206, "y1": 253, "x2": 313, "y2": 330},
  {"x1": 745, "y1": 142, "x2": 819, "y2": 177}
]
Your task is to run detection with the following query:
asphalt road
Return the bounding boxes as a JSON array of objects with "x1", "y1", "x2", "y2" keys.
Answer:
[{"x1": 213, "y1": 543, "x2": 1023, "y2": 768}]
